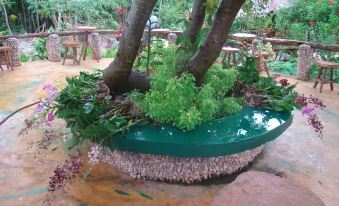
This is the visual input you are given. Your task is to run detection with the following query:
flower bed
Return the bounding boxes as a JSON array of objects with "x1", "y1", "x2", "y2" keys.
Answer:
[{"x1": 90, "y1": 107, "x2": 292, "y2": 183}]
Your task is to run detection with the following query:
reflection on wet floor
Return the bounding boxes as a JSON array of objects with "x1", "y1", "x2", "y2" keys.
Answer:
[{"x1": 0, "y1": 60, "x2": 339, "y2": 206}]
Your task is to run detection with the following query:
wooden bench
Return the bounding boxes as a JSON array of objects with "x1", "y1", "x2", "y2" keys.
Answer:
[
  {"x1": 313, "y1": 60, "x2": 339, "y2": 93},
  {"x1": 62, "y1": 41, "x2": 80, "y2": 65}
]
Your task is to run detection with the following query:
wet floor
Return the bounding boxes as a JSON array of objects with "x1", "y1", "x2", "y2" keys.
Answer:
[{"x1": 0, "y1": 60, "x2": 338, "y2": 206}]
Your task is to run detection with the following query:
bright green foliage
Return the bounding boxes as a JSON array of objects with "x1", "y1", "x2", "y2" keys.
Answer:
[
  {"x1": 204, "y1": 64, "x2": 238, "y2": 96},
  {"x1": 218, "y1": 97, "x2": 243, "y2": 116},
  {"x1": 134, "y1": 55, "x2": 240, "y2": 130},
  {"x1": 32, "y1": 38, "x2": 47, "y2": 60},
  {"x1": 102, "y1": 48, "x2": 117, "y2": 58},
  {"x1": 237, "y1": 56, "x2": 259, "y2": 85},
  {"x1": 135, "y1": 41, "x2": 177, "y2": 72},
  {"x1": 20, "y1": 54, "x2": 29, "y2": 62},
  {"x1": 197, "y1": 84, "x2": 218, "y2": 120},
  {"x1": 177, "y1": 106, "x2": 202, "y2": 131},
  {"x1": 255, "y1": 77, "x2": 298, "y2": 112},
  {"x1": 144, "y1": 72, "x2": 197, "y2": 129}
]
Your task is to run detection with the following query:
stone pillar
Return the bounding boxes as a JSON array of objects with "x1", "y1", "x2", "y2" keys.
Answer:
[
  {"x1": 4, "y1": 38, "x2": 20, "y2": 66},
  {"x1": 89, "y1": 32, "x2": 102, "y2": 60},
  {"x1": 46, "y1": 34, "x2": 61, "y2": 62},
  {"x1": 297, "y1": 44, "x2": 313, "y2": 81},
  {"x1": 167, "y1": 33, "x2": 177, "y2": 45}
]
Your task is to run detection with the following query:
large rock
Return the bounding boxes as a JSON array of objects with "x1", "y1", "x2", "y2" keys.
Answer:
[{"x1": 212, "y1": 171, "x2": 324, "y2": 206}]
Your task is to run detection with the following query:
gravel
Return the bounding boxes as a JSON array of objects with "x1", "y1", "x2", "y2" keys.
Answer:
[{"x1": 95, "y1": 144, "x2": 264, "y2": 184}]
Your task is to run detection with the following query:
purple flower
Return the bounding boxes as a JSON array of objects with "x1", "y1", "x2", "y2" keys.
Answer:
[
  {"x1": 295, "y1": 94, "x2": 308, "y2": 108},
  {"x1": 48, "y1": 149, "x2": 83, "y2": 192},
  {"x1": 308, "y1": 95, "x2": 326, "y2": 110},
  {"x1": 302, "y1": 107, "x2": 315, "y2": 116},
  {"x1": 47, "y1": 113, "x2": 55, "y2": 121},
  {"x1": 43, "y1": 83, "x2": 58, "y2": 101},
  {"x1": 307, "y1": 113, "x2": 324, "y2": 138},
  {"x1": 88, "y1": 145, "x2": 100, "y2": 165},
  {"x1": 33, "y1": 102, "x2": 45, "y2": 114}
]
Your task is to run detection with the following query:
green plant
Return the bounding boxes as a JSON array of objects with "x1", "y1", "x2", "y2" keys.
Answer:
[
  {"x1": 218, "y1": 97, "x2": 243, "y2": 116},
  {"x1": 32, "y1": 37, "x2": 47, "y2": 60},
  {"x1": 55, "y1": 70, "x2": 140, "y2": 148},
  {"x1": 237, "y1": 56, "x2": 260, "y2": 85},
  {"x1": 20, "y1": 54, "x2": 29, "y2": 62},
  {"x1": 102, "y1": 48, "x2": 117, "y2": 58},
  {"x1": 132, "y1": 47, "x2": 240, "y2": 131},
  {"x1": 204, "y1": 63, "x2": 238, "y2": 96},
  {"x1": 255, "y1": 77, "x2": 298, "y2": 112}
]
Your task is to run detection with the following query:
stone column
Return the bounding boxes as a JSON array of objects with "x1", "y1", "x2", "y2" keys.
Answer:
[
  {"x1": 4, "y1": 38, "x2": 20, "y2": 66},
  {"x1": 46, "y1": 34, "x2": 61, "y2": 62},
  {"x1": 89, "y1": 32, "x2": 102, "y2": 60},
  {"x1": 297, "y1": 44, "x2": 313, "y2": 81},
  {"x1": 167, "y1": 33, "x2": 177, "y2": 45}
]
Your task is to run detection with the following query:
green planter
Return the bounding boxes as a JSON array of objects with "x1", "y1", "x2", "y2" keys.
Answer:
[{"x1": 103, "y1": 108, "x2": 293, "y2": 157}]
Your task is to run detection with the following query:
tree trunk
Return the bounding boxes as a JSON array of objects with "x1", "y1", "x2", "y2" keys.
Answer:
[
  {"x1": 103, "y1": 0, "x2": 157, "y2": 92},
  {"x1": 175, "y1": 0, "x2": 206, "y2": 75},
  {"x1": 187, "y1": 0, "x2": 245, "y2": 85},
  {"x1": 184, "y1": 0, "x2": 206, "y2": 43},
  {"x1": 1, "y1": 0, "x2": 12, "y2": 34}
]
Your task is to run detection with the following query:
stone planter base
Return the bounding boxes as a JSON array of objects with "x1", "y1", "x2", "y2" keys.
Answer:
[{"x1": 97, "y1": 145, "x2": 264, "y2": 184}]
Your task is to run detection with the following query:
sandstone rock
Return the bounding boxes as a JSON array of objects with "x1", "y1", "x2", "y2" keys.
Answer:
[{"x1": 212, "y1": 171, "x2": 325, "y2": 206}]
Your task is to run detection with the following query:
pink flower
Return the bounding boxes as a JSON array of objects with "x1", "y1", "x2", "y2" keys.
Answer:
[
  {"x1": 43, "y1": 83, "x2": 58, "y2": 101},
  {"x1": 302, "y1": 107, "x2": 315, "y2": 116},
  {"x1": 33, "y1": 102, "x2": 45, "y2": 114},
  {"x1": 47, "y1": 113, "x2": 55, "y2": 121}
]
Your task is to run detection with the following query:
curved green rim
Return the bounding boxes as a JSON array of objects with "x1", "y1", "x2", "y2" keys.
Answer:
[{"x1": 102, "y1": 108, "x2": 293, "y2": 157}]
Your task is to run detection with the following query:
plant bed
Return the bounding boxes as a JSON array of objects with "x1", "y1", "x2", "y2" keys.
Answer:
[
  {"x1": 92, "y1": 108, "x2": 292, "y2": 183},
  {"x1": 102, "y1": 108, "x2": 292, "y2": 157}
]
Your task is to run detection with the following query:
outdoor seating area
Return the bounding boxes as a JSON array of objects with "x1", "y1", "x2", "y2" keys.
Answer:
[{"x1": 0, "y1": 0, "x2": 338, "y2": 206}]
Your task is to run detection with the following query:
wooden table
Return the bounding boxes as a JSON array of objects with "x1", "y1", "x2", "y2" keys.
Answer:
[
  {"x1": 77, "y1": 26, "x2": 97, "y2": 61},
  {"x1": 232, "y1": 33, "x2": 257, "y2": 42}
]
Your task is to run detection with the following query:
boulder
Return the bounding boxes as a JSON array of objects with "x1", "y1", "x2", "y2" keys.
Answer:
[{"x1": 212, "y1": 171, "x2": 324, "y2": 206}]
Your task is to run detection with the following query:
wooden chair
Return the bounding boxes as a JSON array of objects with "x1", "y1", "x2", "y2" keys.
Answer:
[
  {"x1": 62, "y1": 41, "x2": 81, "y2": 65},
  {"x1": 0, "y1": 46, "x2": 13, "y2": 71},
  {"x1": 313, "y1": 60, "x2": 339, "y2": 93},
  {"x1": 221, "y1": 47, "x2": 240, "y2": 66},
  {"x1": 253, "y1": 51, "x2": 272, "y2": 77}
]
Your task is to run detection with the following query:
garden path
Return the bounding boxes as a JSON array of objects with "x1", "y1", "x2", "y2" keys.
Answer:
[{"x1": 0, "y1": 60, "x2": 338, "y2": 206}]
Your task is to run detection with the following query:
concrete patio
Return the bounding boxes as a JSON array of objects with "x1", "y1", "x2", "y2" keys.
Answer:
[{"x1": 0, "y1": 59, "x2": 338, "y2": 206}]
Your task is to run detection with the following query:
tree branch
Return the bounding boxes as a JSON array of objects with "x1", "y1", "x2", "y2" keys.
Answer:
[
  {"x1": 187, "y1": 0, "x2": 245, "y2": 85},
  {"x1": 185, "y1": 0, "x2": 206, "y2": 43}
]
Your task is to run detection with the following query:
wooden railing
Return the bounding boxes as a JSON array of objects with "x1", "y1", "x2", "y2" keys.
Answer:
[{"x1": 1, "y1": 29, "x2": 338, "y2": 52}]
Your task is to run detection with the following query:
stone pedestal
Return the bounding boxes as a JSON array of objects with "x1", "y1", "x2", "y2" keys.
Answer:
[
  {"x1": 4, "y1": 38, "x2": 20, "y2": 66},
  {"x1": 167, "y1": 33, "x2": 177, "y2": 45},
  {"x1": 46, "y1": 34, "x2": 61, "y2": 62},
  {"x1": 297, "y1": 44, "x2": 313, "y2": 81},
  {"x1": 89, "y1": 32, "x2": 102, "y2": 60}
]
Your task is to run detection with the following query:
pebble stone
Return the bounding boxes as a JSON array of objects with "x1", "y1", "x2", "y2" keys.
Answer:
[{"x1": 95, "y1": 144, "x2": 264, "y2": 184}]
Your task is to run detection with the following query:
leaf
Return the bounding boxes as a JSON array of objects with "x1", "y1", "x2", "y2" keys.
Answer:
[
  {"x1": 83, "y1": 102, "x2": 94, "y2": 113},
  {"x1": 138, "y1": 191, "x2": 153, "y2": 200},
  {"x1": 114, "y1": 189, "x2": 129, "y2": 196},
  {"x1": 65, "y1": 137, "x2": 79, "y2": 150}
]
